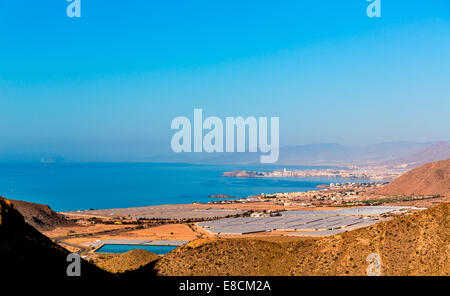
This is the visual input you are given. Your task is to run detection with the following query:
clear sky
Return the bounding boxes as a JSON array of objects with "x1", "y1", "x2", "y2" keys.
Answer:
[{"x1": 0, "y1": 0, "x2": 449, "y2": 161}]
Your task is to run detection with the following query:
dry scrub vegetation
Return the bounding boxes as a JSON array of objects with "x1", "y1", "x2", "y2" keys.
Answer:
[{"x1": 154, "y1": 203, "x2": 449, "y2": 276}]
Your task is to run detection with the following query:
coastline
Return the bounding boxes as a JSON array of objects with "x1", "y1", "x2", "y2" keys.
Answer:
[
  {"x1": 223, "y1": 167, "x2": 407, "y2": 180},
  {"x1": 49, "y1": 180, "x2": 446, "y2": 257}
]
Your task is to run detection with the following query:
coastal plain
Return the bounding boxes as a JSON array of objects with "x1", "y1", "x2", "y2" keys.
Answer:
[
  {"x1": 48, "y1": 198, "x2": 441, "y2": 254},
  {"x1": 1, "y1": 158, "x2": 449, "y2": 276}
]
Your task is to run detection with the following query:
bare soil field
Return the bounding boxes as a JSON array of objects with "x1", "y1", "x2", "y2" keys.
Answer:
[
  {"x1": 43, "y1": 223, "x2": 133, "y2": 238},
  {"x1": 61, "y1": 201, "x2": 341, "y2": 221},
  {"x1": 60, "y1": 223, "x2": 198, "y2": 248}
]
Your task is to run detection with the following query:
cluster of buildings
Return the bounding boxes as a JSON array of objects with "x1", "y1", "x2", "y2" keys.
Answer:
[
  {"x1": 209, "y1": 182, "x2": 389, "y2": 207},
  {"x1": 223, "y1": 168, "x2": 406, "y2": 180}
]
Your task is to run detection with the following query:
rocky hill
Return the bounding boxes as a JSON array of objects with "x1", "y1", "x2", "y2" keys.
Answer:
[
  {"x1": 10, "y1": 199, "x2": 74, "y2": 231},
  {"x1": 155, "y1": 202, "x2": 449, "y2": 276},
  {"x1": 374, "y1": 158, "x2": 450, "y2": 197},
  {"x1": 0, "y1": 196, "x2": 109, "y2": 278},
  {"x1": 90, "y1": 249, "x2": 159, "y2": 274}
]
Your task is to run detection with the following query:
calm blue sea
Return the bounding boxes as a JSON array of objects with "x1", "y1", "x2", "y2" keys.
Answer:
[{"x1": 0, "y1": 162, "x2": 363, "y2": 212}]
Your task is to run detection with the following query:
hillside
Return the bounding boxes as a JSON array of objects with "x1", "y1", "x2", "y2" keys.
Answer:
[
  {"x1": 10, "y1": 199, "x2": 74, "y2": 231},
  {"x1": 374, "y1": 158, "x2": 450, "y2": 197},
  {"x1": 155, "y1": 202, "x2": 449, "y2": 276},
  {"x1": 2, "y1": 193, "x2": 448, "y2": 277},
  {"x1": 0, "y1": 196, "x2": 110, "y2": 278},
  {"x1": 90, "y1": 249, "x2": 159, "y2": 274},
  {"x1": 385, "y1": 141, "x2": 450, "y2": 168}
]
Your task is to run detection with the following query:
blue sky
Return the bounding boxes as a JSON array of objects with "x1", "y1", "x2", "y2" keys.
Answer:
[{"x1": 0, "y1": 0, "x2": 449, "y2": 161}]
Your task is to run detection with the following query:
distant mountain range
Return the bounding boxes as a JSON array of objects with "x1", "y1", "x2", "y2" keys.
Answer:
[
  {"x1": 275, "y1": 142, "x2": 430, "y2": 166},
  {"x1": 382, "y1": 142, "x2": 450, "y2": 168},
  {"x1": 9, "y1": 141, "x2": 448, "y2": 168},
  {"x1": 156, "y1": 141, "x2": 450, "y2": 168}
]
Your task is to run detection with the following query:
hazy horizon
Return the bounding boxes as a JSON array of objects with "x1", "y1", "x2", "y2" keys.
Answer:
[
  {"x1": 1, "y1": 1, "x2": 449, "y2": 162},
  {"x1": 1, "y1": 140, "x2": 447, "y2": 164}
]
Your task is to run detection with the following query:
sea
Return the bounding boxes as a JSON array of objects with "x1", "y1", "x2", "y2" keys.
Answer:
[{"x1": 0, "y1": 162, "x2": 368, "y2": 212}]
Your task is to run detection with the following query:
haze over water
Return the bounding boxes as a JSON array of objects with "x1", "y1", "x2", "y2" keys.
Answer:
[{"x1": 0, "y1": 162, "x2": 370, "y2": 211}]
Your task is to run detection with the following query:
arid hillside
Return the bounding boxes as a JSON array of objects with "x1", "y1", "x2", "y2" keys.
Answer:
[
  {"x1": 90, "y1": 249, "x2": 159, "y2": 274},
  {"x1": 374, "y1": 158, "x2": 450, "y2": 197},
  {"x1": 155, "y1": 202, "x2": 449, "y2": 276},
  {"x1": 0, "y1": 196, "x2": 109, "y2": 278},
  {"x1": 11, "y1": 199, "x2": 74, "y2": 231},
  {"x1": 3, "y1": 193, "x2": 447, "y2": 277}
]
